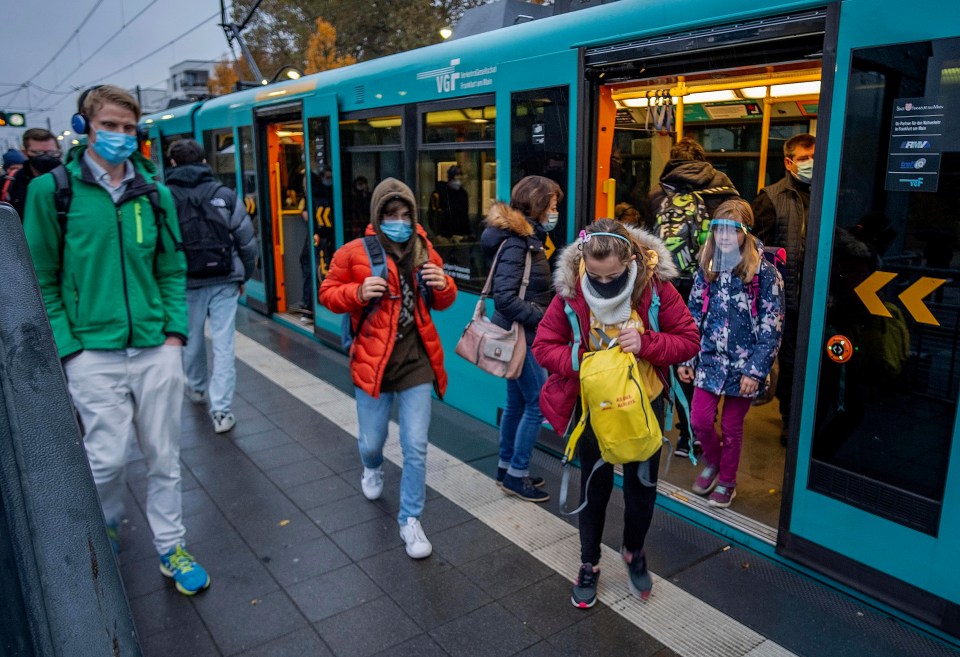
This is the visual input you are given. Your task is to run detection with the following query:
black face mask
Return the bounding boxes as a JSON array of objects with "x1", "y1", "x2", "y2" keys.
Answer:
[
  {"x1": 587, "y1": 268, "x2": 631, "y2": 299},
  {"x1": 29, "y1": 155, "x2": 61, "y2": 175}
]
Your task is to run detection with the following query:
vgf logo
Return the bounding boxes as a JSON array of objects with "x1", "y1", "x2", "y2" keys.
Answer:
[{"x1": 417, "y1": 59, "x2": 461, "y2": 95}]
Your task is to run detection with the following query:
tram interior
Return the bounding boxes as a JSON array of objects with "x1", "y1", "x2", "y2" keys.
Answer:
[{"x1": 601, "y1": 62, "x2": 823, "y2": 529}]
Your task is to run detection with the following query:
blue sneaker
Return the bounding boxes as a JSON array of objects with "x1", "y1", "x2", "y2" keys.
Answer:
[{"x1": 160, "y1": 545, "x2": 211, "y2": 596}]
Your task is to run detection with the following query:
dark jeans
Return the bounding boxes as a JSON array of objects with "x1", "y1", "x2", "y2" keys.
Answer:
[
  {"x1": 777, "y1": 309, "x2": 799, "y2": 430},
  {"x1": 299, "y1": 233, "x2": 318, "y2": 309},
  {"x1": 578, "y1": 398, "x2": 663, "y2": 566}
]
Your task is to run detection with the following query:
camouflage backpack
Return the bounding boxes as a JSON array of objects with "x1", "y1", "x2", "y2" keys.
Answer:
[{"x1": 654, "y1": 185, "x2": 732, "y2": 276}]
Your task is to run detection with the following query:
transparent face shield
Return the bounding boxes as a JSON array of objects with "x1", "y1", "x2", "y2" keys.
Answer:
[{"x1": 706, "y1": 219, "x2": 748, "y2": 273}]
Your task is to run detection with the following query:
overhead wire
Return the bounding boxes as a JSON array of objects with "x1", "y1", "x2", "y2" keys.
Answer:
[{"x1": 28, "y1": 0, "x2": 105, "y2": 82}]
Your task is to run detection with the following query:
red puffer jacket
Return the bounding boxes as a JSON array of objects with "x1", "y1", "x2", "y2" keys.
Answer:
[
  {"x1": 319, "y1": 224, "x2": 457, "y2": 398},
  {"x1": 531, "y1": 227, "x2": 700, "y2": 434}
]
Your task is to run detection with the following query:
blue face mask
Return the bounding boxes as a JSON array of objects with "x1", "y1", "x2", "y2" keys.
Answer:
[
  {"x1": 542, "y1": 212, "x2": 559, "y2": 232},
  {"x1": 381, "y1": 219, "x2": 413, "y2": 242},
  {"x1": 92, "y1": 130, "x2": 138, "y2": 165}
]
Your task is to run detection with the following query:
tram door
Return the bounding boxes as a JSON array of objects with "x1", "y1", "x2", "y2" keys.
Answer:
[
  {"x1": 255, "y1": 106, "x2": 309, "y2": 318},
  {"x1": 584, "y1": 10, "x2": 827, "y2": 538},
  {"x1": 782, "y1": 1, "x2": 960, "y2": 636}
]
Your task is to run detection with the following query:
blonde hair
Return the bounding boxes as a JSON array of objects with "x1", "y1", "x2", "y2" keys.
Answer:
[
  {"x1": 581, "y1": 218, "x2": 651, "y2": 307},
  {"x1": 82, "y1": 85, "x2": 141, "y2": 123},
  {"x1": 698, "y1": 198, "x2": 760, "y2": 283}
]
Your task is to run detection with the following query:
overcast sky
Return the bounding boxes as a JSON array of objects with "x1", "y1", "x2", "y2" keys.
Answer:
[{"x1": 0, "y1": 0, "x2": 233, "y2": 149}]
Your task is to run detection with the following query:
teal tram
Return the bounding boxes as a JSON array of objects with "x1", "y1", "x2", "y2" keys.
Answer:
[{"x1": 142, "y1": 0, "x2": 960, "y2": 643}]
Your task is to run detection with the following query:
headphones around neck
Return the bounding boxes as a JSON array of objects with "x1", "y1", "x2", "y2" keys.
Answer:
[{"x1": 71, "y1": 85, "x2": 103, "y2": 135}]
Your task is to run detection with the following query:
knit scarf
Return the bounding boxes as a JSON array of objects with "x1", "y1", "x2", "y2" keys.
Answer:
[{"x1": 580, "y1": 260, "x2": 638, "y2": 325}]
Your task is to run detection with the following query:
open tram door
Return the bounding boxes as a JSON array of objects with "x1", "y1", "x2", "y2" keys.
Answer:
[
  {"x1": 253, "y1": 103, "x2": 308, "y2": 320},
  {"x1": 581, "y1": 8, "x2": 829, "y2": 543}
]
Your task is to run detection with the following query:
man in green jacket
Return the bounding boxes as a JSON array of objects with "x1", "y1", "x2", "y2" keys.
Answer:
[{"x1": 23, "y1": 85, "x2": 210, "y2": 596}]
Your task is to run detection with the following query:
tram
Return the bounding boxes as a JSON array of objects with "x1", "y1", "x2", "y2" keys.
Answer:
[{"x1": 142, "y1": 0, "x2": 960, "y2": 642}]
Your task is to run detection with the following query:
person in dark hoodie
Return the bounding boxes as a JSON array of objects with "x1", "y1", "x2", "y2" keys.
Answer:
[
  {"x1": 480, "y1": 175, "x2": 561, "y2": 502},
  {"x1": 165, "y1": 139, "x2": 258, "y2": 434},
  {"x1": 4, "y1": 128, "x2": 61, "y2": 221},
  {"x1": 319, "y1": 178, "x2": 457, "y2": 559},
  {"x1": 648, "y1": 137, "x2": 739, "y2": 458}
]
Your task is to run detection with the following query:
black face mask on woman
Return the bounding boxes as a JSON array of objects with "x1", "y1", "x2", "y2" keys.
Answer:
[
  {"x1": 587, "y1": 268, "x2": 631, "y2": 299},
  {"x1": 29, "y1": 155, "x2": 61, "y2": 175}
]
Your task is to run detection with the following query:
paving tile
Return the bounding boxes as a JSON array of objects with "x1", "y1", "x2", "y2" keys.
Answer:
[
  {"x1": 120, "y1": 553, "x2": 169, "y2": 599},
  {"x1": 129, "y1": 587, "x2": 205, "y2": 638},
  {"x1": 513, "y1": 642, "x2": 561, "y2": 657},
  {"x1": 416, "y1": 496, "x2": 474, "y2": 535},
  {"x1": 233, "y1": 510, "x2": 326, "y2": 553},
  {"x1": 286, "y1": 564, "x2": 384, "y2": 623},
  {"x1": 500, "y1": 574, "x2": 602, "y2": 638},
  {"x1": 314, "y1": 595, "x2": 421, "y2": 657},
  {"x1": 386, "y1": 569, "x2": 491, "y2": 631},
  {"x1": 182, "y1": 509, "x2": 242, "y2": 550},
  {"x1": 248, "y1": 443, "x2": 321, "y2": 474},
  {"x1": 182, "y1": 486, "x2": 219, "y2": 519},
  {"x1": 430, "y1": 602, "x2": 541, "y2": 657},
  {"x1": 233, "y1": 429, "x2": 295, "y2": 454},
  {"x1": 286, "y1": 475, "x2": 358, "y2": 510},
  {"x1": 429, "y1": 519, "x2": 511, "y2": 567},
  {"x1": 139, "y1": 613, "x2": 221, "y2": 657},
  {"x1": 357, "y1": 545, "x2": 457, "y2": 593},
  {"x1": 199, "y1": 589, "x2": 309, "y2": 656},
  {"x1": 227, "y1": 415, "x2": 282, "y2": 439},
  {"x1": 259, "y1": 535, "x2": 352, "y2": 587},
  {"x1": 306, "y1": 492, "x2": 390, "y2": 533},
  {"x1": 264, "y1": 457, "x2": 334, "y2": 489},
  {"x1": 301, "y1": 439, "x2": 363, "y2": 470},
  {"x1": 545, "y1": 608, "x2": 664, "y2": 657},
  {"x1": 368, "y1": 634, "x2": 449, "y2": 657},
  {"x1": 190, "y1": 556, "x2": 281, "y2": 614},
  {"x1": 235, "y1": 628, "x2": 332, "y2": 657},
  {"x1": 458, "y1": 545, "x2": 553, "y2": 600},
  {"x1": 329, "y1": 515, "x2": 406, "y2": 562}
]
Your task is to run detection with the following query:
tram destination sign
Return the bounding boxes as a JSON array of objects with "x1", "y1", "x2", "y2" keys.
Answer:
[{"x1": 885, "y1": 97, "x2": 945, "y2": 192}]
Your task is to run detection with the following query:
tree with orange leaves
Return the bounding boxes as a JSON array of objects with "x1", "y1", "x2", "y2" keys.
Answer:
[{"x1": 304, "y1": 18, "x2": 356, "y2": 74}]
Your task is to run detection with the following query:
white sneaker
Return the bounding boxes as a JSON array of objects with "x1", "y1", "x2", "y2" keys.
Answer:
[
  {"x1": 360, "y1": 467, "x2": 384, "y2": 500},
  {"x1": 399, "y1": 518, "x2": 432, "y2": 559},
  {"x1": 212, "y1": 411, "x2": 236, "y2": 434},
  {"x1": 186, "y1": 388, "x2": 207, "y2": 404}
]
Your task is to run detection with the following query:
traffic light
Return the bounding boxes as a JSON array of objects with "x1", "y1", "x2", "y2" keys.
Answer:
[{"x1": 0, "y1": 112, "x2": 25, "y2": 127}]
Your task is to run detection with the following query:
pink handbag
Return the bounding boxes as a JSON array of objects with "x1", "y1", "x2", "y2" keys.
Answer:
[{"x1": 455, "y1": 243, "x2": 532, "y2": 379}]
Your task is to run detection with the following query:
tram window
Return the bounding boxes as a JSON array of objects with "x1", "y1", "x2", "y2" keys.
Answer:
[
  {"x1": 202, "y1": 129, "x2": 237, "y2": 190},
  {"x1": 422, "y1": 106, "x2": 496, "y2": 143},
  {"x1": 511, "y1": 86, "x2": 570, "y2": 247},
  {"x1": 810, "y1": 37, "x2": 960, "y2": 533},
  {"x1": 307, "y1": 117, "x2": 335, "y2": 280},
  {"x1": 158, "y1": 132, "x2": 190, "y2": 176},
  {"x1": 340, "y1": 114, "x2": 404, "y2": 241},
  {"x1": 239, "y1": 125, "x2": 264, "y2": 286},
  {"x1": 417, "y1": 149, "x2": 496, "y2": 292}
]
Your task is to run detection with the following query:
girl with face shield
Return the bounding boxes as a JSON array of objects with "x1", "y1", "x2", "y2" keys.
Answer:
[{"x1": 676, "y1": 199, "x2": 784, "y2": 509}]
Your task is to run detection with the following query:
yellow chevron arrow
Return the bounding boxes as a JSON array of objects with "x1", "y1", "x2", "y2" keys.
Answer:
[
  {"x1": 899, "y1": 277, "x2": 946, "y2": 326},
  {"x1": 854, "y1": 271, "x2": 896, "y2": 318},
  {"x1": 544, "y1": 234, "x2": 555, "y2": 259}
]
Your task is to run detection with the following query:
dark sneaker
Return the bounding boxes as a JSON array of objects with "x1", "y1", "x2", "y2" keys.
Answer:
[
  {"x1": 708, "y1": 485, "x2": 736, "y2": 508},
  {"x1": 622, "y1": 548, "x2": 653, "y2": 600},
  {"x1": 571, "y1": 563, "x2": 599, "y2": 608},
  {"x1": 497, "y1": 467, "x2": 544, "y2": 489},
  {"x1": 692, "y1": 464, "x2": 719, "y2": 495},
  {"x1": 692, "y1": 439, "x2": 703, "y2": 457},
  {"x1": 160, "y1": 545, "x2": 211, "y2": 596},
  {"x1": 673, "y1": 435, "x2": 691, "y2": 458},
  {"x1": 501, "y1": 473, "x2": 550, "y2": 502}
]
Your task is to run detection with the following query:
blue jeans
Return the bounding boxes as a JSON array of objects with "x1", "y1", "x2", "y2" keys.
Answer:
[
  {"x1": 498, "y1": 347, "x2": 546, "y2": 478},
  {"x1": 355, "y1": 383, "x2": 432, "y2": 525},
  {"x1": 183, "y1": 283, "x2": 240, "y2": 412}
]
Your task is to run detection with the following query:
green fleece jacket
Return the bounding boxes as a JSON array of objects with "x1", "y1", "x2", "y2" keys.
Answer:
[{"x1": 23, "y1": 145, "x2": 187, "y2": 359}]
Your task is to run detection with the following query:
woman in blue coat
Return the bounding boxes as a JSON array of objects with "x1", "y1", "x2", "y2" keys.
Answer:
[{"x1": 677, "y1": 199, "x2": 784, "y2": 508}]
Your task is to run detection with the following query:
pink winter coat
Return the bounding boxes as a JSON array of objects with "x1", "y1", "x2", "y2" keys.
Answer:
[{"x1": 531, "y1": 226, "x2": 700, "y2": 434}]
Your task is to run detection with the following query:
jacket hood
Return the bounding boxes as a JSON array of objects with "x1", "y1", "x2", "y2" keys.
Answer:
[
  {"x1": 368, "y1": 177, "x2": 428, "y2": 267},
  {"x1": 480, "y1": 202, "x2": 538, "y2": 255},
  {"x1": 164, "y1": 162, "x2": 216, "y2": 187},
  {"x1": 65, "y1": 143, "x2": 160, "y2": 183},
  {"x1": 659, "y1": 160, "x2": 737, "y2": 195},
  {"x1": 552, "y1": 225, "x2": 679, "y2": 299}
]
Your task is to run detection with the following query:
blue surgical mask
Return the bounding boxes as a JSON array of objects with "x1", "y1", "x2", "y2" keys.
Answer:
[
  {"x1": 793, "y1": 158, "x2": 814, "y2": 184},
  {"x1": 542, "y1": 212, "x2": 559, "y2": 232},
  {"x1": 381, "y1": 219, "x2": 413, "y2": 242},
  {"x1": 92, "y1": 130, "x2": 138, "y2": 166}
]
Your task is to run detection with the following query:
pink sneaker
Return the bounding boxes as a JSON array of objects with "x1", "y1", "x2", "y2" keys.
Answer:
[
  {"x1": 692, "y1": 465, "x2": 719, "y2": 495},
  {"x1": 708, "y1": 485, "x2": 736, "y2": 508}
]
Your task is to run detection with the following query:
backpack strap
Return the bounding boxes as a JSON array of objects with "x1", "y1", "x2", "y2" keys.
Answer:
[
  {"x1": 563, "y1": 300, "x2": 581, "y2": 373},
  {"x1": 350, "y1": 235, "x2": 388, "y2": 341},
  {"x1": 51, "y1": 165, "x2": 72, "y2": 239}
]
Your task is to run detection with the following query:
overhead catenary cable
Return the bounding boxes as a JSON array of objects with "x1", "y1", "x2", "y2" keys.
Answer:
[{"x1": 28, "y1": 0, "x2": 105, "y2": 82}]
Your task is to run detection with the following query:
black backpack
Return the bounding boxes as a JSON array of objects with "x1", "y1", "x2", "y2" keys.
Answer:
[{"x1": 170, "y1": 182, "x2": 235, "y2": 278}]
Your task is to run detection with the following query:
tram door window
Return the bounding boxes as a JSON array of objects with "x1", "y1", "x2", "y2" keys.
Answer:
[
  {"x1": 418, "y1": 101, "x2": 496, "y2": 293},
  {"x1": 202, "y1": 129, "x2": 237, "y2": 190},
  {"x1": 156, "y1": 132, "x2": 191, "y2": 178},
  {"x1": 511, "y1": 86, "x2": 570, "y2": 249},
  {"x1": 238, "y1": 126, "x2": 266, "y2": 300},
  {"x1": 809, "y1": 37, "x2": 960, "y2": 535},
  {"x1": 340, "y1": 114, "x2": 403, "y2": 240},
  {"x1": 596, "y1": 60, "x2": 823, "y2": 530},
  {"x1": 306, "y1": 117, "x2": 334, "y2": 297}
]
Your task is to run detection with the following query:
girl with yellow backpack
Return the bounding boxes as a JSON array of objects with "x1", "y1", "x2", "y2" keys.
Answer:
[{"x1": 532, "y1": 219, "x2": 699, "y2": 608}]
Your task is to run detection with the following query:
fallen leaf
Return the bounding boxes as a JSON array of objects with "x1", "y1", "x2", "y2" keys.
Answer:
[{"x1": 278, "y1": 519, "x2": 291, "y2": 527}]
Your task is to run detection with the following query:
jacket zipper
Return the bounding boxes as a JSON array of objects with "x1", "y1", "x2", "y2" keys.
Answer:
[
  {"x1": 73, "y1": 273, "x2": 80, "y2": 318},
  {"x1": 116, "y1": 207, "x2": 134, "y2": 345}
]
